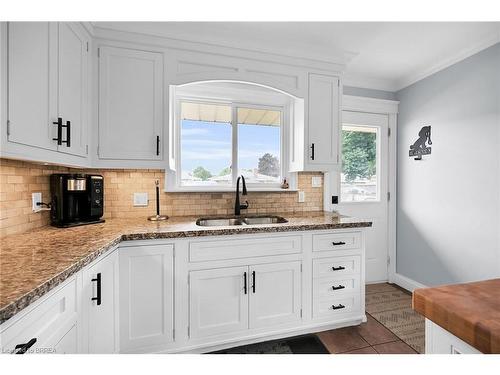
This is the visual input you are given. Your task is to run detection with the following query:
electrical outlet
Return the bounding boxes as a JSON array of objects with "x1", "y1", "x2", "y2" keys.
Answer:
[
  {"x1": 32, "y1": 192, "x2": 42, "y2": 212},
  {"x1": 311, "y1": 176, "x2": 322, "y2": 187},
  {"x1": 133, "y1": 192, "x2": 149, "y2": 207},
  {"x1": 298, "y1": 191, "x2": 305, "y2": 203}
]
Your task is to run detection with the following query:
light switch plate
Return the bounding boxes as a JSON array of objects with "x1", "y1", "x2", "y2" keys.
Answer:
[
  {"x1": 311, "y1": 176, "x2": 322, "y2": 187},
  {"x1": 298, "y1": 191, "x2": 305, "y2": 203},
  {"x1": 32, "y1": 192, "x2": 42, "y2": 212},
  {"x1": 133, "y1": 192, "x2": 149, "y2": 206}
]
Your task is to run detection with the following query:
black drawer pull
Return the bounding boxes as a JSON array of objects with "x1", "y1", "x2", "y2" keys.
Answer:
[
  {"x1": 332, "y1": 285, "x2": 345, "y2": 291},
  {"x1": 52, "y1": 117, "x2": 63, "y2": 145},
  {"x1": 332, "y1": 304, "x2": 345, "y2": 310},
  {"x1": 243, "y1": 272, "x2": 247, "y2": 294},
  {"x1": 64, "y1": 120, "x2": 71, "y2": 147},
  {"x1": 156, "y1": 135, "x2": 160, "y2": 156},
  {"x1": 252, "y1": 271, "x2": 256, "y2": 293},
  {"x1": 332, "y1": 241, "x2": 346, "y2": 246},
  {"x1": 310, "y1": 143, "x2": 315, "y2": 160},
  {"x1": 332, "y1": 266, "x2": 346, "y2": 271},
  {"x1": 91, "y1": 272, "x2": 101, "y2": 305},
  {"x1": 14, "y1": 338, "x2": 37, "y2": 354}
]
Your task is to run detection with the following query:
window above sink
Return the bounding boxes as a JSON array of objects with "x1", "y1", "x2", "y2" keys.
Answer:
[{"x1": 165, "y1": 81, "x2": 301, "y2": 192}]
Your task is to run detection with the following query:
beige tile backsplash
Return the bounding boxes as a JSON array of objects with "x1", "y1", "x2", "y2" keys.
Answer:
[{"x1": 0, "y1": 158, "x2": 324, "y2": 237}]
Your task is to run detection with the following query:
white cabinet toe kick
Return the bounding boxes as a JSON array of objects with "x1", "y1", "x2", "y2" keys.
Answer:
[{"x1": 0, "y1": 228, "x2": 367, "y2": 354}]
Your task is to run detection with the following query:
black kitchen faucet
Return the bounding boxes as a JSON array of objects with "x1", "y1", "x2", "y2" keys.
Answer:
[{"x1": 234, "y1": 175, "x2": 249, "y2": 215}]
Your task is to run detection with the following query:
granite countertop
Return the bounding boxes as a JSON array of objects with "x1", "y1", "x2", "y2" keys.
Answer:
[
  {"x1": 413, "y1": 279, "x2": 500, "y2": 354},
  {"x1": 0, "y1": 211, "x2": 371, "y2": 324}
]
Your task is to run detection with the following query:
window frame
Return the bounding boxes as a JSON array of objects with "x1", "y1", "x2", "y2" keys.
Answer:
[{"x1": 169, "y1": 93, "x2": 293, "y2": 192}]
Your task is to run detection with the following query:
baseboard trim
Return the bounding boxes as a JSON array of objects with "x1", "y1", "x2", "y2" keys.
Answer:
[{"x1": 391, "y1": 273, "x2": 426, "y2": 292}]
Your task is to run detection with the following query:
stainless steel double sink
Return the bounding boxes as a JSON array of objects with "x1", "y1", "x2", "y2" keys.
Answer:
[{"x1": 196, "y1": 215, "x2": 288, "y2": 227}]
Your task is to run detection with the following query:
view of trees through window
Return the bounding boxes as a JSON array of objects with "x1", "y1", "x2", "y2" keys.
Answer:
[
  {"x1": 180, "y1": 102, "x2": 281, "y2": 187},
  {"x1": 341, "y1": 125, "x2": 378, "y2": 201}
]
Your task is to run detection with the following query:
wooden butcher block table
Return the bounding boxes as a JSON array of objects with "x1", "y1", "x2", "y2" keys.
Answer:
[{"x1": 413, "y1": 278, "x2": 500, "y2": 354}]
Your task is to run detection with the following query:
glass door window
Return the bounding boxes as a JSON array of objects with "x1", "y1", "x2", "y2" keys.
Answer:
[{"x1": 341, "y1": 125, "x2": 379, "y2": 202}]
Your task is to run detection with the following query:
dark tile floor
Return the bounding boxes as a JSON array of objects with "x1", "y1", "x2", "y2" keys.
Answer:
[{"x1": 316, "y1": 313, "x2": 418, "y2": 354}]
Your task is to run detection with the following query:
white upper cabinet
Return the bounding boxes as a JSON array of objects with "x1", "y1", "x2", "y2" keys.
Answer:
[
  {"x1": 7, "y1": 22, "x2": 56, "y2": 151},
  {"x1": 306, "y1": 73, "x2": 340, "y2": 169},
  {"x1": 2, "y1": 23, "x2": 343, "y2": 171},
  {"x1": 98, "y1": 46, "x2": 163, "y2": 161},
  {"x1": 289, "y1": 73, "x2": 341, "y2": 172},
  {"x1": 4, "y1": 22, "x2": 90, "y2": 164},
  {"x1": 57, "y1": 22, "x2": 89, "y2": 157}
]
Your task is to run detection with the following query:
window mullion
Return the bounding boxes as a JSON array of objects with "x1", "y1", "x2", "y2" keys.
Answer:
[{"x1": 231, "y1": 105, "x2": 238, "y2": 187}]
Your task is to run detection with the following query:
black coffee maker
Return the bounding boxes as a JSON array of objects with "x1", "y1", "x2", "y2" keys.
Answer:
[{"x1": 50, "y1": 174, "x2": 105, "y2": 227}]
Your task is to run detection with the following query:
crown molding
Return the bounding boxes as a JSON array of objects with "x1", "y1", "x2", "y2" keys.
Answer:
[
  {"x1": 91, "y1": 25, "x2": 351, "y2": 73},
  {"x1": 394, "y1": 31, "x2": 500, "y2": 91},
  {"x1": 80, "y1": 22, "x2": 95, "y2": 36},
  {"x1": 342, "y1": 95, "x2": 399, "y2": 115},
  {"x1": 343, "y1": 72, "x2": 398, "y2": 92}
]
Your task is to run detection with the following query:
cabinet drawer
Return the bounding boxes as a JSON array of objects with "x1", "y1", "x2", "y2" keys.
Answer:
[
  {"x1": 312, "y1": 232, "x2": 361, "y2": 252},
  {"x1": 189, "y1": 235, "x2": 302, "y2": 262},
  {"x1": 313, "y1": 256, "x2": 360, "y2": 278},
  {"x1": 313, "y1": 275, "x2": 361, "y2": 297},
  {"x1": 313, "y1": 294, "x2": 361, "y2": 319},
  {"x1": 0, "y1": 277, "x2": 77, "y2": 354}
]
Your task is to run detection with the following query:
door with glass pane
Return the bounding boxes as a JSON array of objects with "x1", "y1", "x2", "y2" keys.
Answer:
[{"x1": 338, "y1": 111, "x2": 389, "y2": 283}]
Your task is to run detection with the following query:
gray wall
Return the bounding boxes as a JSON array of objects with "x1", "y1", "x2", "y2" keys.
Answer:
[
  {"x1": 343, "y1": 86, "x2": 397, "y2": 100},
  {"x1": 396, "y1": 43, "x2": 500, "y2": 286}
]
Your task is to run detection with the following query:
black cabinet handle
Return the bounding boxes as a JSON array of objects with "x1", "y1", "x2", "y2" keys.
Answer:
[
  {"x1": 91, "y1": 273, "x2": 101, "y2": 305},
  {"x1": 332, "y1": 285, "x2": 346, "y2": 291},
  {"x1": 14, "y1": 338, "x2": 37, "y2": 354},
  {"x1": 332, "y1": 241, "x2": 346, "y2": 246},
  {"x1": 331, "y1": 304, "x2": 345, "y2": 310},
  {"x1": 156, "y1": 135, "x2": 160, "y2": 156},
  {"x1": 310, "y1": 143, "x2": 315, "y2": 160},
  {"x1": 251, "y1": 271, "x2": 256, "y2": 293},
  {"x1": 243, "y1": 272, "x2": 247, "y2": 294},
  {"x1": 64, "y1": 120, "x2": 71, "y2": 147},
  {"x1": 332, "y1": 266, "x2": 346, "y2": 271},
  {"x1": 52, "y1": 117, "x2": 63, "y2": 145}
]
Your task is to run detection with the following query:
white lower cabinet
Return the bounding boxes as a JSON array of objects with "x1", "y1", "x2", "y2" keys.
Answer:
[
  {"x1": 0, "y1": 276, "x2": 78, "y2": 354},
  {"x1": 82, "y1": 249, "x2": 119, "y2": 353},
  {"x1": 118, "y1": 244, "x2": 174, "y2": 353},
  {"x1": 1, "y1": 229, "x2": 366, "y2": 354},
  {"x1": 189, "y1": 266, "x2": 249, "y2": 339},
  {"x1": 189, "y1": 261, "x2": 302, "y2": 339},
  {"x1": 425, "y1": 319, "x2": 481, "y2": 354},
  {"x1": 249, "y1": 262, "x2": 302, "y2": 329},
  {"x1": 53, "y1": 324, "x2": 78, "y2": 354}
]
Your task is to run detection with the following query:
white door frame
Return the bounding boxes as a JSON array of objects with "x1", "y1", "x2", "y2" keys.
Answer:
[{"x1": 325, "y1": 95, "x2": 399, "y2": 283}]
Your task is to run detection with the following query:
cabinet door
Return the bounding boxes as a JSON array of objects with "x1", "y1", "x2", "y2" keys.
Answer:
[
  {"x1": 189, "y1": 266, "x2": 249, "y2": 339},
  {"x1": 57, "y1": 22, "x2": 88, "y2": 157},
  {"x1": 7, "y1": 22, "x2": 57, "y2": 151},
  {"x1": 53, "y1": 325, "x2": 78, "y2": 354},
  {"x1": 249, "y1": 262, "x2": 302, "y2": 329},
  {"x1": 84, "y1": 250, "x2": 118, "y2": 353},
  {"x1": 98, "y1": 46, "x2": 163, "y2": 160},
  {"x1": 119, "y1": 244, "x2": 174, "y2": 353},
  {"x1": 307, "y1": 73, "x2": 340, "y2": 167}
]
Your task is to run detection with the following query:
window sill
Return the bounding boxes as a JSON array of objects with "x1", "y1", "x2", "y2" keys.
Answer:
[{"x1": 164, "y1": 187, "x2": 299, "y2": 193}]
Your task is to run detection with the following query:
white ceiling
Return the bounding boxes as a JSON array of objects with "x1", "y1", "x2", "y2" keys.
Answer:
[{"x1": 93, "y1": 22, "x2": 500, "y2": 92}]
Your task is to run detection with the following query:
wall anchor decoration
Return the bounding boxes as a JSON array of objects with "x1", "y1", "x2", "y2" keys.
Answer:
[{"x1": 409, "y1": 126, "x2": 432, "y2": 160}]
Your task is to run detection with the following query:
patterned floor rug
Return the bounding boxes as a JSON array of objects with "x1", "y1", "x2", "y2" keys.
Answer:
[
  {"x1": 210, "y1": 334, "x2": 329, "y2": 354},
  {"x1": 365, "y1": 283, "x2": 425, "y2": 353}
]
